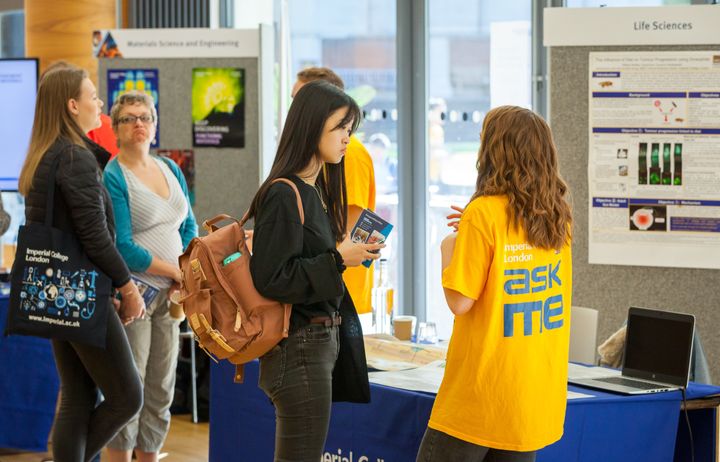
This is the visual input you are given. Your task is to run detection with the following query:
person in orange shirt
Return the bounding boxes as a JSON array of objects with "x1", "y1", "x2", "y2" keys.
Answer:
[
  {"x1": 88, "y1": 113, "x2": 120, "y2": 157},
  {"x1": 292, "y1": 67, "x2": 377, "y2": 314},
  {"x1": 417, "y1": 106, "x2": 573, "y2": 462}
]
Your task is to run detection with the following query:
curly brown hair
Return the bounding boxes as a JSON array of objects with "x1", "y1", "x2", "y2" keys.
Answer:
[{"x1": 471, "y1": 105, "x2": 572, "y2": 250}]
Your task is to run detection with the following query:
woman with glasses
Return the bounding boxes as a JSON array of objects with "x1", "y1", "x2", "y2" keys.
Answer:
[{"x1": 103, "y1": 91, "x2": 197, "y2": 462}]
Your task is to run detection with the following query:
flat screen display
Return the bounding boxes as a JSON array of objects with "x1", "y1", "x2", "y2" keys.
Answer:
[
  {"x1": 625, "y1": 308, "x2": 694, "y2": 385},
  {"x1": 0, "y1": 59, "x2": 38, "y2": 191}
]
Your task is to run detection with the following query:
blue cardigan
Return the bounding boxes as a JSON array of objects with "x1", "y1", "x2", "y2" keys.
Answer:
[{"x1": 103, "y1": 156, "x2": 198, "y2": 272}]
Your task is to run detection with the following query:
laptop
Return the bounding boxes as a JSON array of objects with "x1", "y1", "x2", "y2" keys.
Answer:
[{"x1": 569, "y1": 307, "x2": 695, "y2": 395}]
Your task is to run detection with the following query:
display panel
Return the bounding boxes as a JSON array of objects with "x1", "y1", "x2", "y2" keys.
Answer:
[{"x1": 0, "y1": 58, "x2": 38, "y2": 191}]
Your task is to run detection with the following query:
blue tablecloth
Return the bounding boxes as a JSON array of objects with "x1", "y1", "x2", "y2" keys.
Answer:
[
  {"x1": 210, "y1": 359, "x2": 720, "y2": 462},
  {"x1": 0, "y1": 294, "x2": 59, "y2": 451}
]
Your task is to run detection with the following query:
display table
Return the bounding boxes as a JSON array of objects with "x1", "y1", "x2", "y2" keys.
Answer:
[
  {"x1": 0, "y1": 294, "x2": 59, "y2": 452},
  {"x1": 210, "y1": 359, "x2": 720, "y2": 462}
]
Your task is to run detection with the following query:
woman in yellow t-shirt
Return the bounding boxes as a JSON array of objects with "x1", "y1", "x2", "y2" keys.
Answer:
[{"x1": 416, "y1": 106, "x2": 573, "y2": 462}]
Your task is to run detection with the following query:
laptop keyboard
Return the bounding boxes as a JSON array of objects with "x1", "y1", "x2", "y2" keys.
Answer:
[{"x1": 597, "y1": 376, "x2": 665, "y2": 390}]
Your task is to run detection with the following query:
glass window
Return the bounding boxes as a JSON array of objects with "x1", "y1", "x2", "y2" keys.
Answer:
[
  {"x1": 0, "y1": 10, "x2": 24, "y2": 58},
  {"x1": 288, "y1": 0, "x2": 400, "y2": 308},
  {"x1": 426, "y1": 0, "x2": 532, "y2": 339}
]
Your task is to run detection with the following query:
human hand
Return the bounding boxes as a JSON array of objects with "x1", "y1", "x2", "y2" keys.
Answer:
[
  {"x1": 171, "y1": 267, "x2": 183, "y2": 284},
  {"x1": 117, "y1": 281, "x2": 146, "y2": 325},
  {"x1": 446, "y1": 205, "x2": 465, "y2": 232},
  {"x1": 337, "y1": 235, "x2": 385, "y2": 267}
]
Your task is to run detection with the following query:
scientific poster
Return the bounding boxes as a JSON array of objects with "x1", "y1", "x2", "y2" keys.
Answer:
[
  {"x1": 107, "y1": 69, "x2": 160, "y2": 147},
  {"x1": 191, "y1": 68, "x2": 245, "y2": 148},
  {"x1": 588, "y1": 51, "x2": 720, "y2": 269},
  {"x1": 157, "y1": 149, "x2": 195, "y2": 205}
]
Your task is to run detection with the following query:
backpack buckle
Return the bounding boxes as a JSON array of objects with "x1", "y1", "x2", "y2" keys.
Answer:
[{"x1": 190, "y1": 258, "x2": 207, "y2": 281}]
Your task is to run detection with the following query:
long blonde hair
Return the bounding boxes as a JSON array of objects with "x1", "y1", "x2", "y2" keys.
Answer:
[
  {"x1": 18, "y1": 66, "x2": 88, "y2": 196},
  {"x1": 471, "y1": 105, "x2": 572, "y2": 249}
]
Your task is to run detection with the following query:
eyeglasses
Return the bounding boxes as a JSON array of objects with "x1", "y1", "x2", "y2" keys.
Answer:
[{"x1": 118, "y1": 114, "x2": 154, "y2": 125}]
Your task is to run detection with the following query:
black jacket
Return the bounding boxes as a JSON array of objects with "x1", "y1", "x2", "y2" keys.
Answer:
[
  {"x1": 250, "y1": 176, "x2": 345, "y2": 332},
  {"x1": 24, "y1": 137, "x2": 130, "y2": 287}
]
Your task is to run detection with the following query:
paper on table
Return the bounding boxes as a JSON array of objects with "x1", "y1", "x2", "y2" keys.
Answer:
[
  {"x1": 369, "y1": 361, "x2": 599, "y2": 401},
  {"x1": 368, "y1": 360, "x2": 446, "y2": 393},
  {"x1": 568, "y1": 362, "x2": 621, "y2": 380},
  {"x1": 364, "y1": 335, "x2": 447, "y2": 371},
  {"x1": 568, "y1": 390, "x2": 595, "y2": 400}
]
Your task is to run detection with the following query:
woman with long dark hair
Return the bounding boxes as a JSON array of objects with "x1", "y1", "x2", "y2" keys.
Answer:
[
  {"x1": 248, "y1": 80, "x2": 384, "y2": 461},
  {"x1": 18, "y1": 65, "x2": 144, "y2": 462},
  {"x1": 417, "y1": 106, "x2": 573, "y2": 462}
]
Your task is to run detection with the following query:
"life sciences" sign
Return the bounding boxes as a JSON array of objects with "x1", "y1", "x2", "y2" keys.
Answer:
[{"x1": 544, "y1": 5, "x2": 720, "y2": 46}]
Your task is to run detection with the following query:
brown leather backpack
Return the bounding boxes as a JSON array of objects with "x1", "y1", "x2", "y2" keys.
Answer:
[{"x1": 178, "y1": 179, "x2": 303, "y2": 382}]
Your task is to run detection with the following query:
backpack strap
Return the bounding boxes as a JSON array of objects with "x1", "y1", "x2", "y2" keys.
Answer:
[
  {"x1": 235, "y1": 364, "x2": 245, "y2": 383},
  {"x1": 269, "y1": 178, "x2": 305, "y2": 225},
  {"x1": 239, "y1": 178, "x2": 305, "y2": 227},
  {"x1": 202, "y1": 214, "x2": 240, "y2": 234}
]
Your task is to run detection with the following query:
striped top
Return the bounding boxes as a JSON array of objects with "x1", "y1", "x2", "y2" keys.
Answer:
[{"x1": 120, "y1": 158, "x2": 188, "y2": 289}]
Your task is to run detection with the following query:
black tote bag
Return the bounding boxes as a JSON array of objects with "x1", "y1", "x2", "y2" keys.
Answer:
[
  {"x1": 5, "y1": 155, "x2": 112, "y2": 348},
  {"x1": 332, "y1": 287, "x2": 371, "y2": 403}
]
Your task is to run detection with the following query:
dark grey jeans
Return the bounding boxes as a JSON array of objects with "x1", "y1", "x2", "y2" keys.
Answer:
[
  {"x1": 259, "y1": 323, "x2": 340, "y2": 462},
  {"x1": 417, "y1": 428, "x2": 537, "y2": 462},
  {"x1": 51, "y1": 309, "x2": 143, "y2": 462}
]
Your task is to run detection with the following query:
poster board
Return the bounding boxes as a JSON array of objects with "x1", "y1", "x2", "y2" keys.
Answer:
[
  {"x1": 96, "y1": 27, "x2": 273, "y2": 228},
  {"x1": 587, "y1": 51, "x2": 720, "y2": 269},
  {"x1": 544, "y1": 5, "x2": 720, "y2": 380}
]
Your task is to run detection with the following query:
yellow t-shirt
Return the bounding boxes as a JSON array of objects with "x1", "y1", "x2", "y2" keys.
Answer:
[
  {"x1": 343, "y1": 136, "x2": 376, "y2": 314},
  {"x1": 429, "y1": 195, "x2": 572, "y2": 452}
]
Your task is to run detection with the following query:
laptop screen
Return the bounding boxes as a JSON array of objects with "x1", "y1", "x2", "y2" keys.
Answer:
[{"x1": 623, "y1": 307, "x2": 695, "y2": 387}]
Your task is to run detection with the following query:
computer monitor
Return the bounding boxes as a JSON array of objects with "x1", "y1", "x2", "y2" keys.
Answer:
[
  {"x1": 0, "y1": 58, "x2": 38, "y2": 191},
  {"x1": 623, "y1": 307, "x2": 695, "y2": 388}
]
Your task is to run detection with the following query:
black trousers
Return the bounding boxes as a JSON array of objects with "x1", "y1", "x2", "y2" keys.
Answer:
[
  {"x1": 51, "y1": 309, "x2": 143, "y2": 462},
  {"x1": 417, "y1": 428, "x2": 537, "y2": 462},
  {"x1": 259, "y1": 323, "x2": 340, "y2": 462}
]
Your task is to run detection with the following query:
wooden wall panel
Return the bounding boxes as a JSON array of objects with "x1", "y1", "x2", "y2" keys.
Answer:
[{"x1": 25, "y1": 0, "x2": 116, "y2": 84}]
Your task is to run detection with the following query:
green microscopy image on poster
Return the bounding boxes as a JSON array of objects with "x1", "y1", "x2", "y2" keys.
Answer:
[{"x1": 192, "y1": 68, "x2": 245, "y2": 148}]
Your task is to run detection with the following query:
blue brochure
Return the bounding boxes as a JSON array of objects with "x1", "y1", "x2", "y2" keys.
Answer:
[
  {"x1": 350, "y1": 209, "x2": 393, "y2": 268},
  {"x1": 131, "y1": 276, "x2": 161, "y2": 307}
]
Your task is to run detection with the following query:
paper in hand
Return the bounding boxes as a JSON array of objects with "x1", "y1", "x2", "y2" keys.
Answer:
[
  {"x1": 131, "y1": 276, "x2": 160, "y2": 307},
  {"x1": 350, "y1": 209, "x2": 393, "y2": 267}
]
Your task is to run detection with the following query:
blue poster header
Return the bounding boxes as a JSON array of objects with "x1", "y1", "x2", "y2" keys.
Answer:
[
  {"x1": 629, "y1": 198, "x2": 720, "y2": 207},
  {"x1": 592, "y1": 127, "x2": 720, "y2": 135},
  {"x1": 592, "y1": 72, "x2": 620, "y2": 78},
  {"x1": 689, "y1": 92, "x2": 720, "y2": 98},
  {"x1": 592, "y1": 197, "x2": 628, "y2": 208},
  {"x1": 592, "y1": 92, "x2": 686, "y2": 98}
]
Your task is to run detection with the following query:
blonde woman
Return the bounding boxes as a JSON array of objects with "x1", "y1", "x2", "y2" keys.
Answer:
[
  {"x1": 417, "y1": 106, "x2": 573, "y2": 462},
  {"x1": 18, "y1": 65, "x2": 144, "y2": 462}
]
